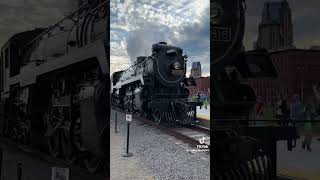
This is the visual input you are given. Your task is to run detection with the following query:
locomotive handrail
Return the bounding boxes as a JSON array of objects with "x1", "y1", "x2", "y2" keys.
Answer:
[
  {"x1": 126, "y1": 56, "x2": 151, "y2": 71},
  {"x1": 23, "y1": 3, "x2": 89, "y2": 49},
  {"x1": 23, "y1": 1, "x2": 107, "y2": 50}
]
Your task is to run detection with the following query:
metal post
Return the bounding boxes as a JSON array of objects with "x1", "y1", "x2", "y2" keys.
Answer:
[
  {"x1": 17, "y1": 162, "x2": 22, "y2": 180},
  {"x1": 115, "y1": 112, "x2": 119, "y2": 133},
  {"x1": 0, "y1": 149, "x2": 2, "y2": 178},
  {"x1": 122, "y1": 121, "x2": 133, "y2": 157},
  {"x1": 270, "y1": 138, "x2": 277, "y2": 179},
  {"x1": 194, "y1": 106, "x2": 197, "y2": 122}
]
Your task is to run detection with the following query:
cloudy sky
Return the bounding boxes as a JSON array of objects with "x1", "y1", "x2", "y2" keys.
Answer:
[
  {"x1": 110, "y1": 0, "x2": 210, "y2": 76},
  {"x1": 1, "y1": 0, "x2": 318, "y2": 75},
  {"x1": 244, "y1": 0, "x2": 320, "y2": 50}
]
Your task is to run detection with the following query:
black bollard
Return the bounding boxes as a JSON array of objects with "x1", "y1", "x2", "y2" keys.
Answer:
[
  {"x1": 0, "y1": 149, "x2": 2, "y2": 178},
  {"x1": 122, "y1": 114, "x2": 133, "y2": 157},
  {"x1": 17, "y1": 162, "x2": 22, "y2": 180},
  {"x1": 115, "y1": 113, "x2": 119, "y2": 133}
]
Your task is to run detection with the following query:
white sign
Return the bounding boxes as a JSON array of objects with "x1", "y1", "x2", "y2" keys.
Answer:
[
  {"x1": 126, "y1": 114, "x2": 132, "y2": 122},
  {"x1": 51, "y1": 167, "x2": 69, "y2": 180}
]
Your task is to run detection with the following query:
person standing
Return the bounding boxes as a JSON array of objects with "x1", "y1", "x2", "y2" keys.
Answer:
[
  {"x1": 256, "y1": 96, "x2": 264, "y2": 120},
  {"x1": 290, "y1": 94, "x2": 305, "y2": 124},
  {"x1": 197, "y1": 93, "x2": 202, "y2": 109},
  {"x1": 312, "y1": 84, "x2": 320, "y2": 141},
  {"x1": 302, "y1": 106, "x2": 312, "y2": 151},
  {"x1": 278, "y1": 98, "x2": 290, "y2": 125},
  {"x1": 204, "y1": 96, "x2": 208, "y2": 109}
]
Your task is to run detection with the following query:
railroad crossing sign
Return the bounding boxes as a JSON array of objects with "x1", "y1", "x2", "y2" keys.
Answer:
[
  {"x1": 51, "y1": 167, "x2": 69, "y2": 180},
  {"x1": 126, "y1": 114, "x2": 132, "y2": 122}
]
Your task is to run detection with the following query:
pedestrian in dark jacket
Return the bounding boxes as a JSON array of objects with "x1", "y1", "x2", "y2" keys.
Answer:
[
  {"x1": 278, "y1": 99, "x2": 290, "y2": 125},
  {"x1": 302, "y1": 106, "x2": 312, "y2": 151},
  {"x1": 290, "y1": 94, "x2": 305, "y2": 122}
]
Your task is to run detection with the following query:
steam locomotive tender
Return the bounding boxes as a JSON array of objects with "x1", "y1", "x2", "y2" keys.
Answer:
[
  {"x1": 0, "y1": 1, "x2": 109, "y2": 174},
  {"x1": 111, "y1": 42, "x2": 201, "y2": 124}
]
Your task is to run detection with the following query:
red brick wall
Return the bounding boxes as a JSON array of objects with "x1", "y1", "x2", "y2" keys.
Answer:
[
  {"x1": 246, "y1": 49, "x2": 320, "y2": 104},
  {"x1": 188, "y1": 77, "x2": 210, "y2": 96}
]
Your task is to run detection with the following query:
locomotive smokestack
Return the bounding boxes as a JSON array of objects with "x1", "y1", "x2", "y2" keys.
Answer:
[{"x1": 158, "y1": 42, "x2": 167, "y2": 45}]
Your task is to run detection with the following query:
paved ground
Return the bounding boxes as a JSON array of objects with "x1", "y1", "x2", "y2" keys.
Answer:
[
  {"x1": 0, "y1": 139, "x2": 104, "y2": 180},
  {"x1": 110, "y1": 123, "x2": 156, "y2": 180},
  {"x1": 110, "y1": 109, "x2": 210, "y2": 180},
  {"x1": 278, "y1": 137, "x2": 320, "y2": 180},
  {"x1": 197, "y1": 106, "x2": 210, "y2": 120}
]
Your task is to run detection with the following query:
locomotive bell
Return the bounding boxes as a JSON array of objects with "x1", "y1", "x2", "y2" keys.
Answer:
[{"x1": 211, "y1": 0, "x2": 245, "y2": 71}]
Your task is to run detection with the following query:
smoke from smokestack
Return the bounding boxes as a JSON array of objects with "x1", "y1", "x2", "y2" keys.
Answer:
[{"x1": 126, "y1": 25, "x2": 174, "y2": 64}]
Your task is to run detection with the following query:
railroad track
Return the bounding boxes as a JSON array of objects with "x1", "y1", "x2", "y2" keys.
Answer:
[{"x1": 112, "y1": 107, "x2": 210, "y2": 150}]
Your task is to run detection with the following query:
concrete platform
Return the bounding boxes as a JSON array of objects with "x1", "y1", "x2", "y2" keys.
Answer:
[
  {"x1": 110, "y1": 109, "x2": 210, "y2": 180},
  {"x1": 0, "y1": 138, "x2": 105, "y2": 180},
  {"x1": 278, "y1": 137, "x2": 320, "y2": 180}
]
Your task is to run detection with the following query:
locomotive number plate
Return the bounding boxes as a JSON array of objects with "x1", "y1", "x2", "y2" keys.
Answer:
[
  {"x1": 172, "y1": 69, "x2": 184, "y2": 75},
  {"x1": 212, "y1": 27, "x2": 231, "y2": 42}
]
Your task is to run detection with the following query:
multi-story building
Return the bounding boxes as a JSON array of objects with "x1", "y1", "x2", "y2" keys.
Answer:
[
  {"x1": 190, "y1": 62, "x2": 202, "y2": 78},
  {"x1": 254, "y1": 0, "x2": 293, "y2": 51}
]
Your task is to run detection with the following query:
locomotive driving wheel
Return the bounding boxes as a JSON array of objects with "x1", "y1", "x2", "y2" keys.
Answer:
[
  {"x1": 124, "y1": 94, "x2": 133, "y2": 112},
  {"x1": 84, "y1": 153, "x2": 104, "y2": 173},
  {"x1": 44, "y1": 109, "x2": 62, "y2": 158},
  {"x1": 153, "y1": 108, "x2": 161, "y2": 124},
  {"x1": 44, "y1": 106, "x2": 77, "y2": 163},
  {"x1": 61, "y1": 126, "x2": 77, "y2": 164}
]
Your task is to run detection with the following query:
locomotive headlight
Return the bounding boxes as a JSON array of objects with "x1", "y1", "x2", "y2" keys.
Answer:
[
  {"x1": 211, "y1": 2, "x2": 223, "y2": 25},
  {"x1": 173, "y1": 62, "x2": 181, "y2": 69}
]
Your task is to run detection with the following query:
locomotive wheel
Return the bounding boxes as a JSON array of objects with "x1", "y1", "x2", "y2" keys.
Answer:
[
  {"x1": 72, "y1": 117, "x2": 82, "y2": 151},
  {"x1": 124, "y1": 95, "x2": 132, "y2": 112},
  {"x1": 16, "y1": 118, "x2": 31, "y2": 145},
  {"x1": 135, "y1": 111, "x2": 143, "y2": 117},
  {"x1": 45, "y1": 106, "x2": 76, "y2": 161},
  {"x1": 84, "y1": 153, "x2": 103, "y2": 173},
  {"x1": 61, "y1": 128, "x2": 77, "y2": 164},
  {"x1": 153, "y1": 109, "x2": 161, "y2": 124},
  {"x1": 48, "y1": 130, "x2": 60, "y2": 158}
]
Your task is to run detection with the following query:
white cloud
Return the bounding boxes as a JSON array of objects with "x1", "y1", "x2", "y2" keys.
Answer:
[{"x1": 110, "y1": 0, "x2": 210, "y2": 76}]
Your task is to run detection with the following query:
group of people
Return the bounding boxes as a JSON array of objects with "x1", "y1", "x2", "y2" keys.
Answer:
[
  {"x1": 197, "y1": 93, "x2": 209, "y2": 109},
  {"x1": 276, "y1": 93, "x2": 320, "y2": 152}
]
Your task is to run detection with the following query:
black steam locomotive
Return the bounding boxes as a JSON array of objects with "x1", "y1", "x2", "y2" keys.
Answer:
[
  {"x1": 211, "y1": 0, "x2": 298, "y2": 179},
  {"x1": 0, "y1": 1, "x2": 109, "y2": 174},
  {"x1": 111, "y1": 42, "x2": 201, "y2": 124}
]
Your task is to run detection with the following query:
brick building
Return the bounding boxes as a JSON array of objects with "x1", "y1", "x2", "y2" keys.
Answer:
[
  {"x1": 245, "y1": 49, "x2": 320, "y2": 104},
  {"x1": 188, "y1": 76, "x2": 210, "y2": 96}
]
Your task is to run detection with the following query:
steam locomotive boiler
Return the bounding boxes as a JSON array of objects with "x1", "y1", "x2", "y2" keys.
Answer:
[
  {"x1": 211, "y1": 0, "x2": 298, "y2": 179},
  {"x1": 111, "y1": 42, "x2": 201, "y2": 124},
  {"x1": 0, "y1": 0, "x2": 109, "y2": 173}
]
